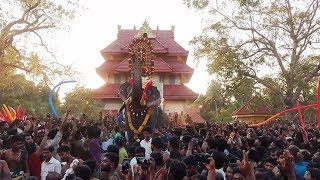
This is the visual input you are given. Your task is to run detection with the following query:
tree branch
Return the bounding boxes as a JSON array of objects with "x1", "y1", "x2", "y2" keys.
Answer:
[
  {"x1": 31, "y1": 30, "x2": 55, "y2": 58},
  {"x1": 293, "y1": 62, "x2": 320, "y2": 100},
  {"x1": 8, "y1": 25, "x2": 55, "y2": 40},
  {"x1": 1, "y1": 62, "x2": 31, "y2": 73},
  {"x1": 0, "y1": 1, "x2": 40, "y2": 37},
  {"x1": 297, "y1": 1, "x2": 320, "y2": 42},
  {"x1": 296, "y1": 0, "x2": 316, "y2": 35}
]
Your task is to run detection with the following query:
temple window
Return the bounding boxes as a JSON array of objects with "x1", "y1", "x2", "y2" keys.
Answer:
[
  {"x1": 169, "y1": 75, "x2": 175, "y2": 84},
  {"x1": 114, "y1": 74, "x2": 120, "y2": 83}
]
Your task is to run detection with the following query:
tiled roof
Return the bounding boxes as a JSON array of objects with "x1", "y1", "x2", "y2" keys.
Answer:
[
  {"x1": 96, "y1": 58, "x2": 193, "y2": 75},
  {"x1": 114, "y1": 57, "x2": 172, "y2": 72},
  {"x1": 96, "y1": 60, "x2": 121, "y2": 77},
  {"x1": 92, "y1": 84, "x2": 121, "y2": 99},
  {"x1": 93, "y1": 83, "x2": 198, "y2": 100},
  {"x1": 101, "y1": 30, "x2": 188, "y2": 55},
  {"x1": 166, "y1": 61, "x2": 194, "y2": 74},
  {"x1": 186, "y1": 107, "x2": 206, "y2": 123},
  {"x1": 233, "y1": 97, "x2": 273, "y2": 115},
  {"x1": 163, "y1": 84, "x2": 198, "y2": 100}
]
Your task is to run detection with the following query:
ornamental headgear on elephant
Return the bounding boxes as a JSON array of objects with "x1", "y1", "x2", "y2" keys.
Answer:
[{"x1": 118, "y1": 33, "x2": 165, "y2": 142}]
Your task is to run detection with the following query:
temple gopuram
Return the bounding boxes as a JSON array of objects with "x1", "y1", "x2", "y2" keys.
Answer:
[{"x1": 92, "y1": 21, "x2": 198, "y2": 118}]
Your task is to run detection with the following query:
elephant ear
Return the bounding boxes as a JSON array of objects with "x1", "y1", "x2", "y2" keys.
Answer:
[
  {"x1": 146, "y1": 86, "x2": 161, "y2": 107},
  {"x1": 118, "y1": 82, "x2": 132, "y2": 102}
]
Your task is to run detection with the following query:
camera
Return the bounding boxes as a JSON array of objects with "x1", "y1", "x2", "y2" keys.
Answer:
[
  {"x1": 137, "y1": 157, "x2": 150, "y2": 166},
  {"x1": 229, "y1": 163, "x2": 240, "y2": 173},
  {"x1": 195, "y1": 153, "x2": 211, "y2": 164},
  {"x1": 122, "y1": 158, "x2": 130, "y2": 174}
]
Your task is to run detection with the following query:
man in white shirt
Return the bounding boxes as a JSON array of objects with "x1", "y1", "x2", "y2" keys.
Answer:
[
  {"x1": 140, "y1": 127, "x2": 152, "y2": 158},
  {"x1": 130, "y1": 147, "x2": 146, "y2": 176},
  {"x1": 41, "y1": 146, "x2": 61, "y2": 180}
]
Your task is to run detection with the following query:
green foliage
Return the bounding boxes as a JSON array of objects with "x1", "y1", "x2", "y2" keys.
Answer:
[
  {"x1": 192, "y1": 80, "x2": 244, "y2": 123},
  {"x1": 183, "y1": 0, "x2": 209, "y2": 9},
  {"x1": 0, "y1": 74, "x2": 58, "y2": 116},
  {"x1": 0, "y1": 0, "x2": 80, "y2": 85},
  {"x1": 0, "y1": 0, "x2": 81, "y2": 117},
  {"x1": 62, "y1": 86, "x2": 102, "y2": 120},
  {"x1": 186, "y1": 0, "x2": 320, "y2": 111}
]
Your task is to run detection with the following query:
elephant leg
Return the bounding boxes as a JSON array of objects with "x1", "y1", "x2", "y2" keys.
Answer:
[
  {"x1": 149, "y1": 106, "x2": 164, "y2": 130},
  {"x1": 149, "y1": 109, "x2": 157, "y2": 130},
  {"x1": 126, "y1": 127, "x2": 135, "y2": 144}
]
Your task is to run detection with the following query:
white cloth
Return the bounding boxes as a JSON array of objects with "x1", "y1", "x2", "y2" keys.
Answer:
[
  {"x1": 47, "y1": 131, "x2": 63, "y2": 161},
  {"x1": 140, "y1": 138, "x2": 152, "y2": 158},
  {"x1": 62, "y1": 159, "x2": 79, "y2": 180},
  {"x1": 216, "y1": 168, "x2": 226, "y2": 180},
  {"x1": 102, "y1": 139, "x2": 115, "y2": 150},
  {"x1": 17, "y1": 128, "x2": 23, "y2": 134},
  {"x1": 130, "y1": 157, "x2": 137, "y2": 175},
  {"x1": 41, "y1": 157, "x2": 61, "y2": 180}
]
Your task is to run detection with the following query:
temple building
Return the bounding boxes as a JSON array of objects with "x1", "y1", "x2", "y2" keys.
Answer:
[
  {"x1": 232, "y1": 97, "x2": 274, "y2": 124},
  {"x1": 92, "y1": 21, "x2": 198, "y2": 118}
]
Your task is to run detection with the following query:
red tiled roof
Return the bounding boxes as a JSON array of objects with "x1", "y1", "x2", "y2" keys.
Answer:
[
  {"x1": 96, "y1": 58, "x2": 193, "y2": 75},
  {"x1": 163, "y1": 84, "x2": 198, "y2": 100},
  {"x1": 166, "y1": 61, "x2": 194, "y2": 74},
  {"x1": 233, "y1": 97, "x2": 273, "y2": 115},
  {"x1": 96, "y1": 60, "x2": 121, "y2": 77},
  {"x1": 186, "y1": 108, "x2": 206, "y2": 123},
  {"x1": 92, "y1": 84, "x2": 120, "y2": 99},
  {"x1": 114, "y1": 57, "x2": 172, "y2": 72},
  {"x1": 101, "y1": 30, "x2": 188, "y2": 55},
  {"x1": 93, "y1": 83, "x2": 198, "y2": 100},
  {"x1": 121, "y1": 39, "x2": 168, "y2": 53}
]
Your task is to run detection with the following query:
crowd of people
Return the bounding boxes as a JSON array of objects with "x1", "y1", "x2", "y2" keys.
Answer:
[{"x1": 0, "y1": 110, "x2": 319, "y2": 180}]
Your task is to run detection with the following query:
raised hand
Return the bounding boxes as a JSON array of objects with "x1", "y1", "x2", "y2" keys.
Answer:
[
  {"x1": 188, "y1": 138, "x2": 197, "y2": 149},
  {"x1": 279, "y1": 150, "x2": 296, "y2": 179},
  {"x1": 66, "y1": 109, "x2": 71, "y2": 116},
  {"x1": 206, "y1": 157, "x2": 216, "y2": 180},
  {"x1": 205, "y1": 157, "x2": 215, "y2": 170},
  {"x1": 44, "y1": 129, "x2": 49, "y2": 136},
  {"x1": 237, "y1": 151, "x2": 255, "y2": 180}
]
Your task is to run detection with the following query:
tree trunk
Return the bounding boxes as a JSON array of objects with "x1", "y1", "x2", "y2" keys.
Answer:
[{"x1": 284, "y1": 92, "x2": 295, "y2": 122}]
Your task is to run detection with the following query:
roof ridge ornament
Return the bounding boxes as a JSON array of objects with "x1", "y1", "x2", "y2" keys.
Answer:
[
  {"x1": 117, "y1": 25, "x2": 122, "y2": 38},
  {"x1": 136, "y1": 20, "x2": 156, "y2": 38}
]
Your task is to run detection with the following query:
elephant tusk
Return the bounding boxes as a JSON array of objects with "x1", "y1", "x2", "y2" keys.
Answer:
[
  {"x1": 140, "y1": 98, "x2": 146, "y2": 106},
  {"x1": 125, "y1": 97, "x2": 132, "y2": 105}
]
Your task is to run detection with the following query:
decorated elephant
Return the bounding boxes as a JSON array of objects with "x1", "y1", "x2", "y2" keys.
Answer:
[{"x1": 118, "y1": 35, "x2": 165, "y2": 142}]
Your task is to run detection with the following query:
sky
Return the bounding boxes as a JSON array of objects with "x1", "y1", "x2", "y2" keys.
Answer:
[{"x1": 55, "y1": 0, "x2": 212, "y2": 95}]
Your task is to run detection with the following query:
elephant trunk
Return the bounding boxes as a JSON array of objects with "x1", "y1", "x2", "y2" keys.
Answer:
[{"x1": 131, "y1": 55, "x2": 143, "y2": 103}]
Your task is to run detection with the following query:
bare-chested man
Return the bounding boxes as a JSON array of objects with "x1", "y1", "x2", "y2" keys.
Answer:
[{"x1": 2, "y1": 134, "x2": 29, "y2": 180}]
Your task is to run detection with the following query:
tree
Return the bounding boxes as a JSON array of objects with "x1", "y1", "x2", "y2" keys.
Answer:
[
  {"x1": 185, "y1": 0, "x2": 320, "y2": 111},
  {"x1": 0, "y1": 74, "x2": 58, "y2": 116},
  {"x1": 0, "y1": 0, "x2": 79, "y2": 84},
  {"x1": 63, "y1": 87, "x2": 102, "y2": 120},
  {"x1": 192, "y1": 80, "x2": 244, "y2": 122}
]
